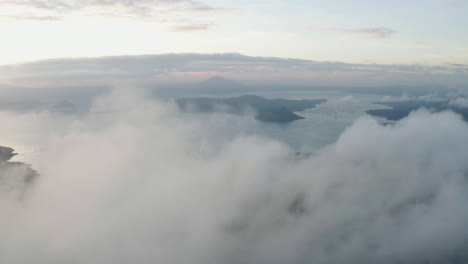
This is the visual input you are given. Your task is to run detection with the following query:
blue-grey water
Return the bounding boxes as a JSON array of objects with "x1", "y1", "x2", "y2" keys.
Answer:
[
  {"x1": 4, "y1": 91, "x2": 392, "y2": 164},
  {"x1": 179, "y1": 91, "x2": 391, "y2": 154}
]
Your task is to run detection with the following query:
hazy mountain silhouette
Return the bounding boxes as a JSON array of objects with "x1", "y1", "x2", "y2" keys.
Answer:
[{"x1": 195, "y1": 76, "x2": 244, "y2": 92}]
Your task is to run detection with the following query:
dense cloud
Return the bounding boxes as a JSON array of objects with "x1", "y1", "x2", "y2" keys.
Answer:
[{"x1": 0, "y1": 90, "x2": 468, "y2": 263}]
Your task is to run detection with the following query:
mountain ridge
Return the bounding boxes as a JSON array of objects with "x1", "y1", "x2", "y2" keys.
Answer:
[{"x1": 176, "y1": 94, "x2": 326, "y2": 123}]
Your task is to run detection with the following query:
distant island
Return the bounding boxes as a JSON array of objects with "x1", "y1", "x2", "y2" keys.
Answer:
[
  {"x1": 366, "y1": 100, "x2": 468, "y2": 121},
  {"x1": 176, "y1": 95, "x2": 326, "y2": 123},
  {"x1": 0, "y1": 100, "x2": 77, "y2": 114}
]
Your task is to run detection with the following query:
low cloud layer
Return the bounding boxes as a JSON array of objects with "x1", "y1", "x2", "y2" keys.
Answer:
[
  {"x1": 1, "y1": 53, "x2": 467, "y2": 90},
  {"x1": 1, "y1": 90, "x2": 468, "y2": 263}
]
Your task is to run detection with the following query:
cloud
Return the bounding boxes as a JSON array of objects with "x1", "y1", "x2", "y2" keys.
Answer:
[
  {"x1": 395, "y1": 92, "x2": 447, "y2": 102},
  {"x1": 0, "y1": 0, "x2": 234, "y2": 30},
  {"x1": 1, "y1": 53, "x2": 467, "y2": 89},
  {"x1": 449, "y1": 97, "x2": 468, "y2": 108},
  {"x1": 322, "y1": 27, "x2": 397, "y2": 38},
  {"x1": 1, "y1": 90, "x2": 468, "y2": 263},
  {"x1": 169, "y1": 22, "x2": 212, "y2": 32},
  {"x1": 335, "y1": 95, "x2": 358, "y2": 103},
  {"x1": 1, "y1": 0, "x2": 216, "y2": 13},
  {"x1": 1, "y1": 14, "x2": 64, "y2": 21}
]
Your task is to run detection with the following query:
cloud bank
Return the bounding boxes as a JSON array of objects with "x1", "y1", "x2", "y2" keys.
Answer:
[
  {"x1": 1, "y1": 53, "x2": 467, "y2": 89},
  {"x1": 0, "y1": 90, "x2": 468, "y2": 263}
]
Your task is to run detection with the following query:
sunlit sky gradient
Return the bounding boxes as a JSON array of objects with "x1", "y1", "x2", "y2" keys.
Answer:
[{"x1": 1, "y1": 0, "x2": 467, "y2": 66}]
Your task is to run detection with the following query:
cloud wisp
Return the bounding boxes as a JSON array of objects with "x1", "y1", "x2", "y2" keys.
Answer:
[
  {"x1": 321, "y1": 27, "x2": 397, "y2": 39},
  {"x1": 0, "y1": 0, "x2": 234, "y2": 31},
  {"x1": 169, "y1": 22, "x2": 213, "y2": 32},
  {"x1": 1, "y1": 90, "x2": 468, "y2": 263}
]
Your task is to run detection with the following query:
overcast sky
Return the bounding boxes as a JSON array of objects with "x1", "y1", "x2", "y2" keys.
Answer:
[{"x1": 1, "y1": 0, "x2": 467, "y2": 66}]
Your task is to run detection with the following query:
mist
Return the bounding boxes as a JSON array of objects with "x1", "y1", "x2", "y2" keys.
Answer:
[{"x1": 1, "y1": 90, "x2": 468, "y2": 264}]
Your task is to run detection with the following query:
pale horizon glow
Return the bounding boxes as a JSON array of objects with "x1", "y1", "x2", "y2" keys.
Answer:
[{"x1": 0, "y1": 0, "x2": 467, "y2": 66}]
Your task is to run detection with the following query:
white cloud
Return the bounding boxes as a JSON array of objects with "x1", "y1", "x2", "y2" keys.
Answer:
[{"x1": 0, "y1": 90, "x2": 468, "y2": 263}]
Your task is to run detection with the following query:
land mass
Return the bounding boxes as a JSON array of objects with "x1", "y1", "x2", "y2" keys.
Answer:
[
  {"x1": 366, "y1": 100, "x2": 468, "y2": 121},
  {"x1": 0, "y1": 146, "x2": 38, "y2": 196},
  {"x1": 176, "y1": 95, "x2": 326, "y2": 123}
]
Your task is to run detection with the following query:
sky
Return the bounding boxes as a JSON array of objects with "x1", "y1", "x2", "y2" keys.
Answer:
[{"x1": 1, "y1": 0, "x2": 468, "y2": 66}]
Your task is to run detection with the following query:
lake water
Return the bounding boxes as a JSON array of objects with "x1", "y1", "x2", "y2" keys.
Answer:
[
  {"x1": 178, "y1": 91, "x2": 391, "y2": 154},
  {"x1": 4, "y1": 91, "x2": 392, "y2": 164}
]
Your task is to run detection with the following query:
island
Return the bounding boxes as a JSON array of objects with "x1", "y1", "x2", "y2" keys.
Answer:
[
  {"x1": 0, "y1": 146, "x2": 17, "y2": 161},
  {"x1": 366, "y1": 100, "x2": 468, "y2": 121},
  {"x1": 176, "y1": 95, "x2": 326, "y2": 123}
]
